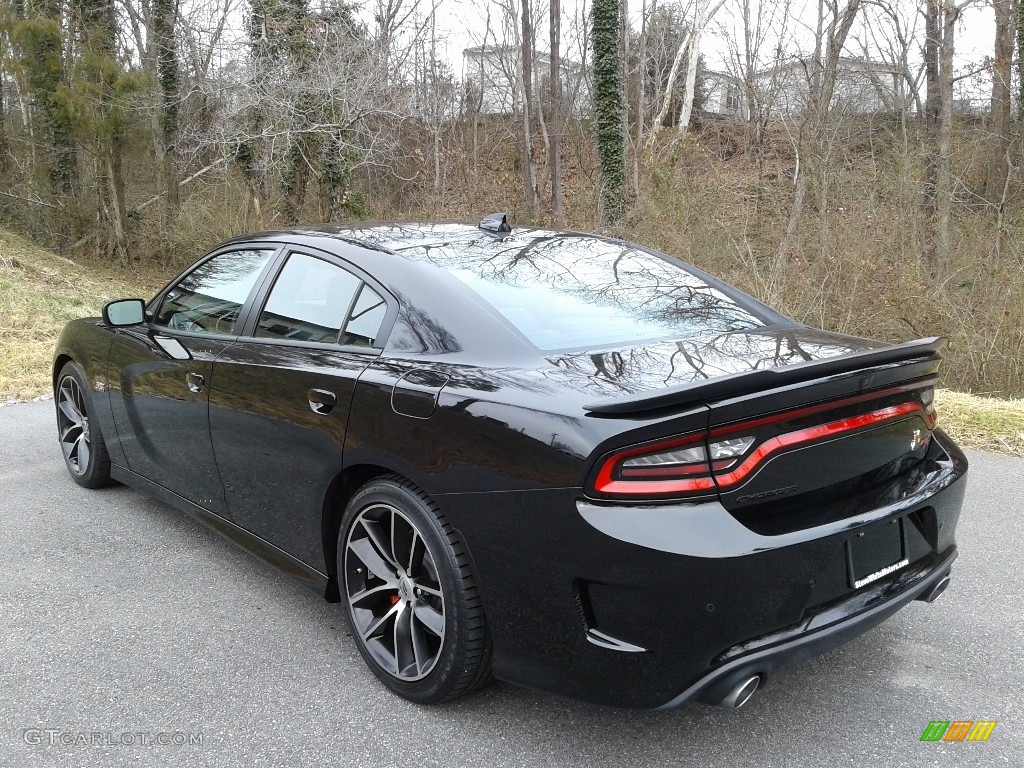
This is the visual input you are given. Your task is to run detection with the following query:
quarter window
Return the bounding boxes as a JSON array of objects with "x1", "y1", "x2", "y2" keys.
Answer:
[
  {"x1": 255, "y1": 253, "x2": 362, "y2": 343},
  {"x1": 341, "y1": 284, "x2": 388, "y2": 347},
  {"x1": 155, "y1": 248, "x2": 275, "y2": 335}
]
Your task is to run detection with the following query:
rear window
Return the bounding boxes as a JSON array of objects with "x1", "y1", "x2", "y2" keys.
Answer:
[{"x1": 440, "y1": 235, "x2": 764, "y2": 352}]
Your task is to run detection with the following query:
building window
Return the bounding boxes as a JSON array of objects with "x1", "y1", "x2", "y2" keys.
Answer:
[{"x1": 725, "y1": 86, "x2": 740, "y2": 112}]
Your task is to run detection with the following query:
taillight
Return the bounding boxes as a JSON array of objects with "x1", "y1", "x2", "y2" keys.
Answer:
[
  {"x1": 593, "y1": 434, "x2": 757, "y2": 497},
  {"x1": 590, "y1": 390, "x2": 933, "y2": 500},
  {"x1": 593, "y1": 434, "x2": 716, "y2": 496}
]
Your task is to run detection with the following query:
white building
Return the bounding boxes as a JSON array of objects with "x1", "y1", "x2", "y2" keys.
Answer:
[
  {"x1": 755, "y1": 57, "x2": 902, "y2": 117},
  {"x1": 462, "y1": 45, "x2": 589, "y2": 118},
  {"x1": 702, "y1": 71, "x2": 746, "y2": 119},
  {"x1": 701, "y1": 58, "x2": 904, "y2": 120}
]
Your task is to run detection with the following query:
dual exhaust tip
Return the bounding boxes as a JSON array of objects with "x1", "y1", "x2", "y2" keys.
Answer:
[
  {"x1": 719, "y1": 674, "x2": 761, "y2": 709},
  {"x1": 917, "y1": 574, "x2": 951, "y2": 604}
]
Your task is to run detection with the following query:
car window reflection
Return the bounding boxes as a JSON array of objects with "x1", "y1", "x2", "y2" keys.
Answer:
[
  {"x1": 345, "y1": 225, "x2": 763, "y2": 352},
  {"x1": 256, "y1": 253, "x2": 361, "y2": 344},
  {"x1": 155, "y1": 249, "x2": 275, "y2": 335}
]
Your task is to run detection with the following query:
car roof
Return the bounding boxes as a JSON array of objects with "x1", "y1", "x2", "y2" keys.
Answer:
[
  {"x1": 212, "y1": 222, "x2": 781, "y2": 365},
  {"x1": 220, "y1": 223, "x2": 563, "y2": 364},
  {"x1": 219, "y1": 221, "x2": 565, "y2": 260}
]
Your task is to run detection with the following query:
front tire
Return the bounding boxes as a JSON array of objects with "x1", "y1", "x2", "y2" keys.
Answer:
[
  {"x1": 338, "y1": 476, "x2": 491, "y2": 704},
  {"x1": 55, "y1": 362, "x2": 113, "y2": 488}
]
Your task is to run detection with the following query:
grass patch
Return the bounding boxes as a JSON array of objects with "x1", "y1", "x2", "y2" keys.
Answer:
[
  {"x1": 935, "y1": 390, "x2": 1024, "y2": 458},
  {"x1": 1, "y1": 226, "x2": 1023, "y2": 458},
  {"x1": 0, "y1": 228, "x2": 163, "y2": 401}
]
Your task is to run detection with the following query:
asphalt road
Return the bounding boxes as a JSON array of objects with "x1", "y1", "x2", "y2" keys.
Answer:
[{"x1": 1, "y1": 399, "x2": 1021, "y2": 768}]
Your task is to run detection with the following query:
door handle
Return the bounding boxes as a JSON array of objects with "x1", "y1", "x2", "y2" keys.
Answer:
[
  {"x1": 186, "y1": 372, "x2": 205, "y2": 393},
  {"x1": 308, "y1": 388, "x2": 336, "y2": 415}
]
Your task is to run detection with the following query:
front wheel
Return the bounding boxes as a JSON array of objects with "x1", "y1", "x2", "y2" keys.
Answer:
[
  {"x1": 338, "y1": 477, "x2": 491, "y2": 704},
  {"x1": 55, "y1": 362, "x2": 113, "y2": 488}
]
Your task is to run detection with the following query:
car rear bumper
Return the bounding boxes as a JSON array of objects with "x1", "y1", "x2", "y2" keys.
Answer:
[
  {"x1": 436, "y1": 430, "x2": 968, "y2": 709},
  {"x1": 656, "y1": 547, "x2": 957, "y2": 709}
]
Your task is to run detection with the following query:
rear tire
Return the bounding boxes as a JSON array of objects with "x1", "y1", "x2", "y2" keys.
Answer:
[
  {"x1": 55, "y1": 362, "x2": 113, "y2": 488},
  {"x1": 337, "y1": 476, "x2": 491, "y2": 704}
]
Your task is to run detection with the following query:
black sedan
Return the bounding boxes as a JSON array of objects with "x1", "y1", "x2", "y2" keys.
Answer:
[{"x1": 52, "y1": 217, "x2": 967, "y2": 709}]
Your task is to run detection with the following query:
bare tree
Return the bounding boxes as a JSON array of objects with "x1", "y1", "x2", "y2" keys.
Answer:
[
  {"x1": 921, "y1": 0, "x2": 980, "y2": 272},
  {"x1": 521, "y1": 0, "x2": 540, "y2": 215},
  {"x1": 676, "y1": 0, "x2": 724, "y2": 132},
  {"x1": 854, "y1": 0, "x2": 923, "y2": 116},
  {"x1": 550, "y1": 0, "x2": 563, "y2": 223},
  {"x1": 775, "y1": 0, "x2": 863, "y2": 266},
  {"x1": 374, "y1": 0, "x2": 424, "y2": 82},
  {"x1": 984, "y1": 0, "x2": 1016, "y2": 207},
  {"x1": 631, "y1": 0, "x2": 653, "y2": 193},
  {"x1": 717, "y1": 0, "x2": 796, "y2": 156},
  {"x1": 649, "y1": 0, "x2": 695, "y2": 138}
]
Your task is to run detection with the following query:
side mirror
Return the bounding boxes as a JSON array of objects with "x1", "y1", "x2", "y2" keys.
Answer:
[{"x1": 103, "y1": 299, "x2": 147, "y2": 327}]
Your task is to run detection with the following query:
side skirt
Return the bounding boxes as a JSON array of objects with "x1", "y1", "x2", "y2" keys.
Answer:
[{"x1": 110, "y1": 464, "x2": 329, "y2": 596}]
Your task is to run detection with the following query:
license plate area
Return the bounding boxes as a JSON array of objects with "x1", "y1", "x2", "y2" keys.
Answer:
[{"x1": 846, "y1": 516, "x2": 909, "y2": 589}]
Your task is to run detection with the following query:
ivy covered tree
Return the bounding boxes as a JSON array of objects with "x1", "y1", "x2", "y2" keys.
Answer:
[
  {"x1": 154, "y1": 0, "x2": 180, "y2": 219},
  {"x1": 240, "y1": 0, "x2": 367, "y2": 224},
  {"x1": 591, "y1": 0, "x2": 625, "y2": 224},
  {"x1": 78, "y1": 0, "x2": 140, "y2": 261},
  {"x1": 11, "y1": 0, "x2": 77, "y2": 199}
]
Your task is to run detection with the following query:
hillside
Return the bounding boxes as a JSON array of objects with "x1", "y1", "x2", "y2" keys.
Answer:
[
  {"x1": 0, "y1": 225, "x2": 1021, "y2": 456},
  {"x1": 0, "y1": 228, "x2": 163, "y2": 401}
]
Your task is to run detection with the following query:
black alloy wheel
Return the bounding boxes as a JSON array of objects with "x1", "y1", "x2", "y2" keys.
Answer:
[
  {"x1": 338, "y1": 477, "x2": 491, "y2": 703},
  {"x1": 55, "y1": 362, "x2": 112, "y2": 488}
]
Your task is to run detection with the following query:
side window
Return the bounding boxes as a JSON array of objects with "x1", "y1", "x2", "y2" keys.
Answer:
[
  {"x1": 341, "y1": 284, "x2": 388, "y2": 347},
  {"x1": 155, "y1": 248, "x2": 275, "y2": 335},
  {"x1": 255, "y1": 253, "x2": 361, "y2": 343}
]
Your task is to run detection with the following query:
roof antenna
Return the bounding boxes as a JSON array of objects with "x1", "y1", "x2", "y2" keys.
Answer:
[{"x1": 478, "y1": 213, "x2": 511, "y2": 234}]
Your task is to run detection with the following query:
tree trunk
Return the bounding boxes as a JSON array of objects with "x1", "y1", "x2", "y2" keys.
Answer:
[
  {"x1": 81, "y1": 0, "x2": 129, "y2": 261},
  {"x1": 677, "y1": 0, "x2": 726, "y2": 134},
  {"x1": 154, "y1": 0, "x2": 180, "y2": 219},
  {"x1": 676, "y1": 26, "x2": 702, "y2": 133},
  {"x1": 521, "y1": 1, "x2": 539, "y2": 216},
  {"x1": 633, "y1": 0, "x2": 651, "y2": 194},
  {"x1": 922, "y1": 0, "x2": 941, "y2": 220},
  {"x1": 932, "y1": 0, "x2": 958, "y2": 274},
  {"x1": 592, "y1": 0, "x2": 626, "y2": 223},
  {"x1": 550, "y1": 0, "x2": 563, "y2": 224},
  {"x1": 650, "y1": 27, "x2": 691, "y2": 137},
  {"x1": 984, "y1": 0, "x2": 1015, "y2": 205},
  {"x1": 430, "y1": 10, "x2": 441, "y2": 195},
  {"x1": 1018, "y1": 0, "x2": 1024, "y2": 122}
]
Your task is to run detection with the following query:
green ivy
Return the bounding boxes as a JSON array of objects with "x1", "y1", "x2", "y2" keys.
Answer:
[
  {"x1": 591, "y1": 0, "x2": 625, "y2": 224},
  {"x1": 11, "y1": 16, "x2": 76, "y2": 196}
]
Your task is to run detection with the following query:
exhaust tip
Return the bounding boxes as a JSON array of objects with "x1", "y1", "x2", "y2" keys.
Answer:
[
  {"x1": 720, "y1": 675, "x2": 760, "y2": 709},
  {"x1": 918, "y1": 575, "x2": 951, "y2": 604}
]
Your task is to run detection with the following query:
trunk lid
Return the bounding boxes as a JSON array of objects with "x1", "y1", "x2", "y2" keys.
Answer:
[{"x1": 577, "y1": 330, "x2": 943, "y2": 524}]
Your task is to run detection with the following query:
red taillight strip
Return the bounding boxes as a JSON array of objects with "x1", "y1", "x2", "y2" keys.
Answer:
[
  {"x1": 592, "y1": 394, "x2": 933, "y2": 499},
  {"x1": 709, "y1": 382, "x2": 935, "y2": 439},
  {"x1": 713, "y1": 401, "x2": 924, "y2": 489},
  {"x1": 595, "y1": 474, "x2": 717, "y2": 496},
  {"x1": 620, "y1": 459, "x2": 736, "y2": 478}
]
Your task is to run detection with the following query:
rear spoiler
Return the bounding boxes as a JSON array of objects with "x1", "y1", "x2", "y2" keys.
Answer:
[{"x1": 583, "y1": 337, "x2": 945, "y2": 415}]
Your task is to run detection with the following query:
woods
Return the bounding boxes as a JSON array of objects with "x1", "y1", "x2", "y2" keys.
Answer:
[{"x1": 0, "y1": 0, "x2": 1022, "y2": 397}]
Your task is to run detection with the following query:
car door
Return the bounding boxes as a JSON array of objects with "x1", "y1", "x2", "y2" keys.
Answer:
[
  {"x1": 106, "y1": 246, "x2": 279, "y2": 514},
  {"x1": 208, "y1": 247, "x2": 395, "y2": 569}
]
